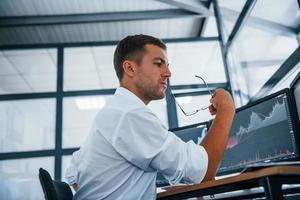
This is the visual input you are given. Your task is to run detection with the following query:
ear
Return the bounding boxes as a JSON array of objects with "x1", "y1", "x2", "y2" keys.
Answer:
[{"x1": 122, "y1": 60, "x2": 136, "y2": 78}]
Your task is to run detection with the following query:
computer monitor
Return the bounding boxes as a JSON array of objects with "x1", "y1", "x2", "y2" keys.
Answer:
[
  {"x1": 156, "y1": 122, "x2": 209, "y2": 187},
  {"x1": 218, "y1": 88, "x2": 300, "y2": 175},
  {"x1": 290, "y1": 72, "x2": 300, "y2": 126}
]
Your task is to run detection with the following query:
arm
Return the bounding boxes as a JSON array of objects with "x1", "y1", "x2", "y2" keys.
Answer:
[
  {"x1": 201, "y1": 88, "x2": 235, "y2": 181},
  {"x1": 65, "y1": 149, "x2": 81, "y2": 191}
]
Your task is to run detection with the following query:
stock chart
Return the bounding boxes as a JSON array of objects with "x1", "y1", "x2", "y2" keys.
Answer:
[{"x1": 219, "y1": 94, "x2": 295, "y2": 171}]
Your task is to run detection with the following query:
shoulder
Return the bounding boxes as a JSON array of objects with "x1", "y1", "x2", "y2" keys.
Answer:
[{"x1": 125, "y1": 107, "x2": 166, "y2": 130}]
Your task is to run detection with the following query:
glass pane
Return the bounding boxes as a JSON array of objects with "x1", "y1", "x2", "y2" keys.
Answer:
[
  {"x1": 269, "y1": 66, "x2": 300, "y2": 94},
  {"x1": 234, "y1": 29, "x2": 297, "y2": 61},
  {"x1": 0, "y1": 49, "x2": 57, "y2": 94},
  {"x1": 64, "y1": 46, "x2": 119, "y2": 91},
  {"x1": 251, "y1": 0, "x2": 299, "y2": 27},
  {"x1": 147, "y1": 98, "x2": 168, "y2": 128},
  {"x1": 0, "y1": 99, "x2": 55, "y2": 153},
  {"x1": 202, "y1": 6, "x2": 218, "y2": 37},
  {"x1": 0, "y1": 157, "x2": 54, "y2": 200},
  {"x1": 167, "y1": 41, "x2": 226, "y2": 85},
  {"x1": 176, "y1": 94, "x2": 213, "y2": 127},
  {"x1": 226, "y1": 51, "x2": 250, "y2": 107},
  {"x1": 218, "y1": 0, "x2": 246, "y2": 41},
  {"x1": 63, "y1": 95, "x2": 113, "y2": 148},
  {"x1": 243, "y1": 63, "x2": 281, "y2": 97},
  {"x1": 230, "y1": 23, "x2": 298, "y2": 97}
]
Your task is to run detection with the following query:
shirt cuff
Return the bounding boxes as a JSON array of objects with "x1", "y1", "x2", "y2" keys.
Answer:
[{"x1": 65, "y1": 167, "x2": 77, "y2": 185}]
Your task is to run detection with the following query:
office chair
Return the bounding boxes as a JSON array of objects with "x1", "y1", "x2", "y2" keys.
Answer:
[{"x1": 39, "y1": 168, "x2": 73, "y2": 200}]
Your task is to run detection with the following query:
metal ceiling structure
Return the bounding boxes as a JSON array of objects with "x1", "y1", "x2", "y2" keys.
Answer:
[{"x1": 0, "y1": 0, "x2": 212, "y2": 46}]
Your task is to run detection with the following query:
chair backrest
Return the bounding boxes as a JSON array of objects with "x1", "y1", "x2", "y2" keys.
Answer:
[{"x1": 39, "y1": 168, "x2": 73, "y2": 200}]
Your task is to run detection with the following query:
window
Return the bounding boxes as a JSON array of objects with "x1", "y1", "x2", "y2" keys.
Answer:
[
  {"x1": 229, "y1": 6, "x2": 298, "y2": 98},
  {"x1": 175, "y1": 94, "x2": 213, "y2": 127},
  {"x1": 0, "y1": 157, "x2": 54, "y2": 200},
  {"x1": 0, "y1": 49, "x2": 57, "y2": 94},
  {"x1": 64, "y1": 46, "x2": 118, "y2": 91},
  {"x1": 0, "y1": 99, "x2": 55, "y2": 153},
  {"x1": 63, "y1": 95, "x2": 112, "y2": 148},
  {"x1": 168, "y1": 41, "x2": 226, "y2": 85}
]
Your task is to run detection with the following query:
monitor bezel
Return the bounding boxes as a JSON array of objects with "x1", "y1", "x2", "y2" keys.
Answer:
[
  {"x1": 290, "y1": 71, "x2": 300, "y2": 91},
  {"x1": 217, "y1": 88, "x2": 300, "y2": 176},
  {"x1": 168, "y1": 121, "x2": 209, "y2": 133}
]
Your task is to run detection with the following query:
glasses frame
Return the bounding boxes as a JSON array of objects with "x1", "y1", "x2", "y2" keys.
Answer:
[{"x1": 170, "y1": 75, "x2": 214, "y2": 116}]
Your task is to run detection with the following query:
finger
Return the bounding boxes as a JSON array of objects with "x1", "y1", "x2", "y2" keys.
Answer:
[
  {"x1": 209, "y1": 104, "x2": 217, "y2": 110},
  {"x1": 209, "y1": 108, "x2": 216, "y2": 114},
  {"x1": 210, "y1": 110, "x2": 217, "y2": 116},
  {"x1": 212, "y1": 92, "x2": 216, "y2": 98},
  {"x1": 208, "y1": 104, "x2": 214, "y2": 111},
  {"x1": 209, "y1": 108, "x2": 216, "y2": 115},
  {"x1": 210, "y1": 93, "x2": 216, "y2": 103},
  {"x1": 211, "y1": 108, "x2": 217, "y2": 114},
  {"x1": 209, "y1": 105, "x2": 216, "y2": 111}
]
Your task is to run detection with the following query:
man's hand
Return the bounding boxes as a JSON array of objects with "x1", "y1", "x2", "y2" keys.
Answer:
[
  {"x1": 71, "y1": 183, "x2": 78, "y2": 191},
  {"x1": 208, "y1": 89, "x2": 235, "y2": 116}
]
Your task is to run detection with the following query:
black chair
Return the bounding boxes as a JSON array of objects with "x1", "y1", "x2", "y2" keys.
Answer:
[{"x1": 39, "y1": 168, "x2": 73, "y2": 200}]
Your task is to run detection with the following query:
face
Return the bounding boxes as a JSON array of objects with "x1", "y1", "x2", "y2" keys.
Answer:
[{"x1": 133, "y1": 44, "x2": 171, "y2": 103}]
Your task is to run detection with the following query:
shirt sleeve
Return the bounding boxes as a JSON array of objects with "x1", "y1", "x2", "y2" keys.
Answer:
[
  {"x1": 110, "y1": 108, "x2": 208, "y2": 185},
  {"x1": 65, "y1": 149, "x2": 80, "y2": 185}
]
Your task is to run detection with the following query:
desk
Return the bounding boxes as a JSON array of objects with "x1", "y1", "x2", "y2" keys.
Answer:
[{"x1": 157, "y1": 166, "x2": 300, "y2": 200}]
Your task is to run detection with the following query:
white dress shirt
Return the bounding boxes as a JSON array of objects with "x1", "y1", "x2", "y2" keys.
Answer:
[{"x1": 65, "y1": 87, "x2": 208, "y2": 200}]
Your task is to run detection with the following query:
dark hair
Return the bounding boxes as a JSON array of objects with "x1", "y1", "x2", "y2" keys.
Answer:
[{"x1": 113, "y1": 34, "x2": 166, "y2": 81}]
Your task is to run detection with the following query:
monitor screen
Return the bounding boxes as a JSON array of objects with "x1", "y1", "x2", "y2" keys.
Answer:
[
  {"x1": 156, "y1": 122, "x2": 208, "y2": 187},
  {"x1": 218, "y1": 89, "x2": 299, "y2": 175},
  {"x1": 171, "y1": 122, "x2": 208, "y2": 144},
  {"x1": 291, "y1": 72, "x2": 300, "y2": 124}
]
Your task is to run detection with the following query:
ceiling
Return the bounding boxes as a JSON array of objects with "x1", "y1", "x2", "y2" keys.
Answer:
[{"x1": 0, "y1": 0, "x2": 212, "y2": 46}]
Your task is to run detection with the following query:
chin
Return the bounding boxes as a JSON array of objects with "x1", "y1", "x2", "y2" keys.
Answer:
[
  {"x1": 157, "y1": 93, "x2": 166, "y2": 100},
  {"x1": 147, "y1": 88, "x2": 166, "y2": 101},
  {"x1": 150, "y1": 93, "x2": 165, "y2": 101}
]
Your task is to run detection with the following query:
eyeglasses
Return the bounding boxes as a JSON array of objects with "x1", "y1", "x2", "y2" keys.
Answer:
[{"x1": 170, "y1": 75, "x2": 213, "y2": 116}]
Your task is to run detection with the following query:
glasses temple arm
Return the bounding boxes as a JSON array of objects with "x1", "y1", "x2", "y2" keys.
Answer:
[
  {"x1": 169, "y1": 91, "x2": 188, "y2": 115},
  {"x1": 195, "y1": 75, "x2": 213, "y2": 96}
]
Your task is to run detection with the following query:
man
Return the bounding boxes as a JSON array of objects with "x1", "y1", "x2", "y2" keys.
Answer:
[{"x1": 65, "y1": 34, "x2": 235, "y2": 199}]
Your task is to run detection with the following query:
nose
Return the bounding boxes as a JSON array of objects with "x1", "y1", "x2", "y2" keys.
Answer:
[{"x1": 162, "y1": 65, "x2": 171, "y2": 78}]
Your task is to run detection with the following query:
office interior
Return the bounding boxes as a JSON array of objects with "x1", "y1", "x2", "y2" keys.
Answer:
[{"x1": 0, "y1": 0, "x2": 299, "y2": 199}]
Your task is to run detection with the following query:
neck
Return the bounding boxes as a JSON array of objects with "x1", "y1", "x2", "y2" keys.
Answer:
[{"x1": 120, "y1": 83, "x2": 150, "y2": 105}]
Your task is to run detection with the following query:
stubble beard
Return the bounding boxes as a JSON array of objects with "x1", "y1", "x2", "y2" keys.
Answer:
[{"x1": 136, "y1": 79, "x2": 165, "y2": 101}]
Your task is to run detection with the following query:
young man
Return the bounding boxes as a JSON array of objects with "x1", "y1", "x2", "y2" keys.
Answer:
[{"x1": 65, "y1": 34, "x2": 235, "y2": 200}]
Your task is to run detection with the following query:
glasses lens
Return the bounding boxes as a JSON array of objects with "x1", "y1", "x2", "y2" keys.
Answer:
[
  {"x1": 175, "y1": 95, "x2": 212, "y2": 114},
  {"x1": 170, "y1": 75, "x2": 213, "y2": 116}
]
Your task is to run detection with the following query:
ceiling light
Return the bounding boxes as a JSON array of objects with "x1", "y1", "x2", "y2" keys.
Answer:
[{"x1": 75, "y1": 97, "x2": 106, "y2": 110}]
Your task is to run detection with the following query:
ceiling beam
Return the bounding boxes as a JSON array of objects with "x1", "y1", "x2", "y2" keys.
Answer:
[
  {"x1": 240, "y1": 59, "x2": 285, "y2": 68},
  {"x1": 197, "y1": 0, "x2": 213, "y2": 37},
  {"x1": 0, "y1": 36, "x2": 219, "y2": 49},
  {"x1": 155, "y1": 0, "x2": 212, "y2": 16},
  {"x1": 296, "y1": 21, "x2": 300, "y2": 35},
  {"x1": 0, "y1": 9, "x2": 204, "y2": 27},
  {"x1": 225, "y1": 0, "x2": 257, "y2": 51}
]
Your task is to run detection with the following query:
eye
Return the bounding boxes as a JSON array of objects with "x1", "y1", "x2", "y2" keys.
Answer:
[{"x1": 153, "y1": 62, "x2": 163, "y2": 67}]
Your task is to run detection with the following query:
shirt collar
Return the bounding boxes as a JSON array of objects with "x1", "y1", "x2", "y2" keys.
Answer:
[{"x1": 115, "y1": 87, "x2": 146, "y2": 108}]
